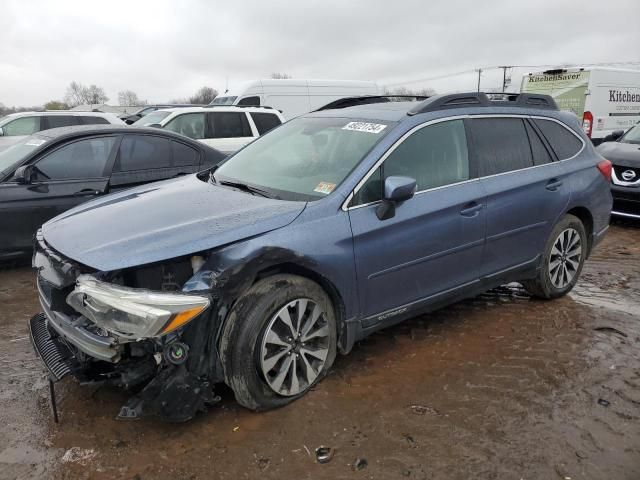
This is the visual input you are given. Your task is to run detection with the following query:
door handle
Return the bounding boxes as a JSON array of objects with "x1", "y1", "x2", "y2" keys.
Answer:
[
  {"x1": 460, "y1": 202, "x2": 483, "y2": 217},
  {"x1": 73, "y1": 188, "x2": 101, "y2": 196},
  {"x1": 546, "y1": 179, "x2": 564, "y2": 191}
]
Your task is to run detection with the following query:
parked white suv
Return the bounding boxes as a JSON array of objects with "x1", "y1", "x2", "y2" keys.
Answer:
[
  {"x1": 133, "y1": 106, "x2": 285, "y2": 154},
  {"x1": 0, "y1": 111, "x2": 124, "y2": 150}
]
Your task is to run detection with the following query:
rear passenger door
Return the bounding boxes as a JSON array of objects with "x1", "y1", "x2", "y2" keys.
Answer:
[
  {"x1": 204, "y1": 112, "x2": 255, "y2": 154},
  {"x1": 110, "y1": 134, "x2": 201, "y2": 190},
  {"x1": 470, "y1": 116, "x2": 571, "y2": 279}
]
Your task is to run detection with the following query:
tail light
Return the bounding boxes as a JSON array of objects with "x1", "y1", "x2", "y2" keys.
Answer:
[
  {"x1": 597, "y1": 159, "x2": 612, "y2": 181},
  {"x1": 582, "y1": 111, "x2": 593, "y2": 137}
]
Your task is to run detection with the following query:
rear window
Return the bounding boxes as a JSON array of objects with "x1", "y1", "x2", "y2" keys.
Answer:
[
  {"x1": 533, "y1": 119, "x2": 583, "y2": 160},
  {"x1": 46, "y1": 116, "x2": 78, "y2": 128},
  {"x1": 115, "y1": 135, "x2": 172, "y2": 172},
  {"x1": 208, "y1": 112, "x2": 252, "y2": 138},
  {"x1": 469, "y1": 118, "x2": 533, "y2": 176},
  {"x1": 79, "y1": 116, "x2": 110, "y2": 125},
  {"x1": 250, "y1": 112, "x2": 282, "y2": 135}
]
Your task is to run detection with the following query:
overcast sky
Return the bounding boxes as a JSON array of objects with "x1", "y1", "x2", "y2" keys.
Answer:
[{"x1": 1, "y1": 0, "x2": 639, "y2": 107}]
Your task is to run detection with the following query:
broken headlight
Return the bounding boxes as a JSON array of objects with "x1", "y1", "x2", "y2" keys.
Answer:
[{"x1": 66, "y1": 275, "x2": 210, "y2": 339}]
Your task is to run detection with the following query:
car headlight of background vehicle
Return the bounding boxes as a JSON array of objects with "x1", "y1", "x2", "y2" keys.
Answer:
[{"x1": 66, "y1": 275, "x2": 210, "y2": 339}]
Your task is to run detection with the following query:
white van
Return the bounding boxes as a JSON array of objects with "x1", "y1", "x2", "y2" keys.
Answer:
[
  {"x1": 210, "y1": 79, "x2": 380, "y2": 119},
  {"x1": 521, "y1": 67, "x2": 640, "y2": 144}
]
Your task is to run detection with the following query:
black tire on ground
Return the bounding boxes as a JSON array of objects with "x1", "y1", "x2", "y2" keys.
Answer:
[
  {"x1": 219, "y1": 274, "x2": 337, "y2": 411},
  {"x1": 522, "y1": 214, "x2": 587, "y2": 299}
]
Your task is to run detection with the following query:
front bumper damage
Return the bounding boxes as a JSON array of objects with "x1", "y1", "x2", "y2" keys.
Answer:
[{"x1": 30, "y1": 232, "x2": 222, "y2": 422}]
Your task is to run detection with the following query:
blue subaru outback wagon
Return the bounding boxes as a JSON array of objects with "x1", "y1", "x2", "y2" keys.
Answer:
[{"x1": 30, "y1": 92, "x2": 612, "y2": 421}]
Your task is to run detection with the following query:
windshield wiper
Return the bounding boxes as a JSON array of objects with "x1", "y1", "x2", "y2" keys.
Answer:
[{"x1": 218, "y1": 180, "x2": 272, "y2": 198}]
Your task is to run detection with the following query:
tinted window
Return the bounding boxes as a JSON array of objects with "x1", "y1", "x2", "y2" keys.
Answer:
[
  {"x1": 3, "y1": 116, "x2": 41, "y2": 136},
  {"x1": 208, "y1": 112, "x2": 252, "y2": 139},
  {"x1": 115, "y1": 135, "x2": 171, "y2": 172},
  {"x1": 35, "y1": 137, "x2": 115, "y2": 179},
  {"x1": 533, "y1": 119, "x2": 583, "y2": 160},
  {"x1": 251, "y1": 112, "x2": 282, "y2": 135},
  {"x1": 238, "y1": 96, "x2": 260, "y2": 106},
  {"x1": 172, "y1": 141, "x2": 199, "y2": 167},
  {"x1": 386, "y1": 119, "x2": 469, "y2": 190},
  {"x1": 470, "y1": 118, "x2": 533, "y2": 176},
  {"x1": 79, "y1": 116, "x2": 110, "y2": 125},
  {"x1": 525, "y1": 121, "x2": 553, "y2": 166},
  {"x1": 164, "y1": 113, "x2": 205, "y2": 139},
  {"x1": 46, "y1": 116, "x2": 78, "y2": 128}
]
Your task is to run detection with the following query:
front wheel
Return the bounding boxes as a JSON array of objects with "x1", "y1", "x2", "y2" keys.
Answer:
[
  {"x1": 522, "y1": 214, "x2": 587, "y2": 299},
  {"x1": 220, "y1": 274, "x2": 337, "y2": 410}
]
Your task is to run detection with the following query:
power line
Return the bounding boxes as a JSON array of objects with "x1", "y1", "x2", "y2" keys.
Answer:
[{"x1": 383, "y1": 61, "x2": 640, "y2": 89}]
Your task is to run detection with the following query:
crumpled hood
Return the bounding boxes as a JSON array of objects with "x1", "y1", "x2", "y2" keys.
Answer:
[
  {"x1": 597, "y1": 141, "x2": 640, "y2": 168},
  {"x1": 42, "y1": 175, "x2": 306, "y2": 271}
]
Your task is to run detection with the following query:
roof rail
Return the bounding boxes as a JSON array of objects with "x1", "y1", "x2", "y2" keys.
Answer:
[
  {"x1": 315, "y1": 95, "x2": 429, "y2": 111},
  {"x1": 407, "y1": 92, "x2": 558, "y2": 115}
]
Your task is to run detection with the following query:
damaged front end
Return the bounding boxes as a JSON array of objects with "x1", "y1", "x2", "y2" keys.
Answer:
[{"x1": 30, "y1": 231, "x2": 224, "y2": 422}]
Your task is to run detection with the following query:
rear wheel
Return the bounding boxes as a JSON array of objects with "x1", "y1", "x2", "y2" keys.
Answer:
[
  {"x1": 522, "y1": 214, "x2": 587, "y2": 299},
  {"x1": 220, "y1": 274, "x2": 337, "y2": 410}
]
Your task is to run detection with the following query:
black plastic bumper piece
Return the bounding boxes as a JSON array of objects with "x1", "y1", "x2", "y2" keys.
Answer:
[{"x1": 29, "y1": 312, "x2": 73, "y2": 382}]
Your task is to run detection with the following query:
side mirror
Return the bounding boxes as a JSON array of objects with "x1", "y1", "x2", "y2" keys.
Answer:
[
  {"x1": 13, "y1": 165, "x2": 33, "y2": 184},
  {"x1": 0, "y1": 127, "x2": 4, "y2": 136},
  {"x1": 611, "y1": 130, "x2": 624, "y2": 141},
  {"x1": 148, "y1": 123, "x2": 162, "y2": 128},
  {"x1": 376, "y1": 176, "x2": 417, "y2": 220}
]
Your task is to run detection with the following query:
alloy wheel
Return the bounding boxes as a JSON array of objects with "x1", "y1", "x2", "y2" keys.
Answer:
[
  {"x1": 260, "y1": 298, "x2": 330, "y2": 396},
  {"x1": 548, "y1": 227, "x2": 582, "y2": 289}
]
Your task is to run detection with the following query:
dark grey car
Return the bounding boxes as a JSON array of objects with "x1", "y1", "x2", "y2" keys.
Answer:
[{"x1": 0, "y1": 125, "x2": 226, "y2": 259}]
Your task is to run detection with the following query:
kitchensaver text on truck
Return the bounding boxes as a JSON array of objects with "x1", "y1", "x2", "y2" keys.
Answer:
[{"x1": 521, "y1": 67, "x2": 640, "y2": 145}]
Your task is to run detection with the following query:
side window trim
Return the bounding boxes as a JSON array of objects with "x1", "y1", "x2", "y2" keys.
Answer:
[
  {"x1": 526, "y1": 118, "x2": 559, "y2": 162},
  {"x1": 345, "y1": 115, "x2": 474, "y2": 210},
  {"x1": 245, "y1": 112, "x2": 259, "y2": 137}
]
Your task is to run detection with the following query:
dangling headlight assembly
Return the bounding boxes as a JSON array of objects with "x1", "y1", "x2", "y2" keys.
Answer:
[{"x1": 66, "y1": 275, "x2": 210, "y2": 339}]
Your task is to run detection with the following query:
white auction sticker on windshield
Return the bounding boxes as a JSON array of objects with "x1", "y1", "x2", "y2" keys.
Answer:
[
  {"x1": 342, "y1": 122, "x2": 387, "y2": 134},
  {"x1": 25, "y1": 139, "x2": 46, "y2": 146}
]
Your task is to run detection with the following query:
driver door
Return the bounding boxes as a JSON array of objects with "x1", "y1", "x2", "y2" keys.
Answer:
[
  {"x1": 0, "y1": 136, "x2": 117, "y2": 253},
  {"x1": 347, "y1": 119, "x2": 486, "y2": 327}
]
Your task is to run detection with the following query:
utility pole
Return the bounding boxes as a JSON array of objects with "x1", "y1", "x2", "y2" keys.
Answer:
[
  {"x1": 476, "y1": 69, "x2": 482, "y2": 92},
  {"x1": 499, "y1": 66, "x2": 511, "y2": 92}
]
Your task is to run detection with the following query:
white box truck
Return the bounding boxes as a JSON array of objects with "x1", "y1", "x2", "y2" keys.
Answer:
[
  {"x1": 521, "y1": 67, "x2": 640, "y2": 144},
  {"x1": 210, "y1": 79, "x2": 380, "y2": 119}
]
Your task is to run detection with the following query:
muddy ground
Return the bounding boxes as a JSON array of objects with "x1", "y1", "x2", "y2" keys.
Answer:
[{"x1": 1, "y1": 221, "x2": 639, "y2": 480}]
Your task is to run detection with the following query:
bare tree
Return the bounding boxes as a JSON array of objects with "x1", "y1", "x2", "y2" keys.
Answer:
[
  {"x1": 270, "y1": 72, "x2": 292, "y2": 79},
  {"x1": 383, "y1": 86, "x2": 436, "y2": 97},
  {"x1": 85, "y1": 85, "x2": 108, "y2": 104},
  {"x1": 64, "y1": 81, "x2": 109, "y2": 106},
  {"x1": 118, "y1": 90, "x2": 140, "y2": 106},
  {"x1": 44, "y1": 100, "x2": 69, "y2": 110},
  {"x1": 188, "y1": 86, "x2": 218, "y2": 105},
  {"x1": 64, "y1": 81, "x2": 86, "y2": 107}
]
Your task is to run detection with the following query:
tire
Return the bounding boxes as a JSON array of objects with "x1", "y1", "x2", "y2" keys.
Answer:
[
  {"x1": 522, "y1": 214, "x2": 587, "y2": 299},
  {"x1": 219, "y1": 274, "x2": 337, "y2": 410}
]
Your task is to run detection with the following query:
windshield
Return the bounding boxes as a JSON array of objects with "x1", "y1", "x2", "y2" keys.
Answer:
[
  {"x1": 0, "y1": 135, "x2": 47, "y2": 176},
  {"x1": 210, "y1": 96, "x2": 237, "y2": 106},
  {"x1": 214, "y1": 116, "x2": 393, "y2": 201},
  {"x1": 621, "y1": 124, "x2": 640, "y2": 144},
  {"x1": 132, "y1": 111, "x2": 171, "y2": 126}
]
